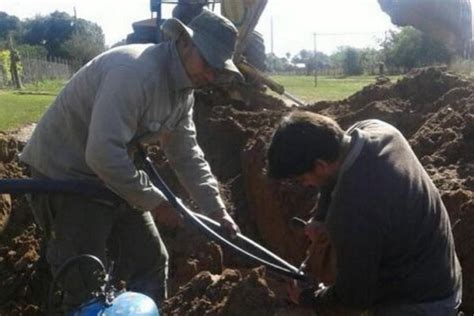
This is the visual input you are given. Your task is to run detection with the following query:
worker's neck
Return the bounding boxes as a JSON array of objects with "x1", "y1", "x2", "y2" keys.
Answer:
[{"x1": 324, "y1": 134, "x2": 352, "y2": 187}]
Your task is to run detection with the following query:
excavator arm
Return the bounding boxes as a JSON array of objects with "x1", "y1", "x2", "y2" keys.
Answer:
[
  {"x1": 220, "y1": 0, "x2": 306, "y2": 105},
  {"x1": 128, "y1": 0, "x2": 307, "y2": 106}
]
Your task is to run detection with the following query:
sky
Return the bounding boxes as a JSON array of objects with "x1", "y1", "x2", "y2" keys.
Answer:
[{"x1": 0, "y1": 0, "x2": 439, "y2": 57}]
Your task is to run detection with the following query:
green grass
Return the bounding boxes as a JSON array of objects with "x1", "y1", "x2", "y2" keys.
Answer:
[
  {"x1": 22, "y1": 80, "x2": 66, "y2": 94},
  {"x1": 0, "y1": 80, "x2": 65, "y2": 132},
  {"x1": 270, "y1": 75, "x2": 400, "y2": 103},
  {"x1": 0, "y1": 76, "x2": 401, "y2": 132}
]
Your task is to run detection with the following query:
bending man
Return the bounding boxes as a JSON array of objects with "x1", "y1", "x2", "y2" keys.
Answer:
[
  {"x1": 21, "y1": 10, "x2": 241, "y2": 311},
  {"x1": 267, "y1": 111, "x2": 462, "y2": 315}
]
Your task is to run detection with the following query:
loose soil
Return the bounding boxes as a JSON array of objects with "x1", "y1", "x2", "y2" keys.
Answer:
[{"x1": 0, "y1": 67, "x2": 473, "y2": 315}]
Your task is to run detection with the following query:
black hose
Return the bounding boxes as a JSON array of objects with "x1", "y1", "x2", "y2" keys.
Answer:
[
  {"x1": 139, "y1": 149, "x2": 309, "y2": 281},
  {"x1": 0, "y1": 165, "x2": 310, "y2": 280},
  {"x1": 193, "y1": 212, "x2": 305, "y2": 274},
  {"x1": 174, "y1": 194, "x2": 304, "y2": 279}
]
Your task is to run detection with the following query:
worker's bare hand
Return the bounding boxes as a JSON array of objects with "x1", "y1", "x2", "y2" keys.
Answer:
[
  {"x1": 304, "y1": 219, "x2": 325, "y2": 243},
  {"x1": 152, "y1": 200, "x2": 183, "y2": 229},
  {"x1": 211, "y1": 209, "x2": 241, "y2": 238},
  {"x1": 286, "y1": 279, "x2": 302, "y2": 305}
]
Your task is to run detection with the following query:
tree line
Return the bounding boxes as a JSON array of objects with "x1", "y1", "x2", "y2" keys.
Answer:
[
  {"x1": 266, "y1": 27, "x2": 455, "y2": 76},
  {"x1": 0, "y1": 11, "x2": 106, "y2": 66},
  {"x1": 0, "y1": 10, "x2": 459, "y2": 77}
]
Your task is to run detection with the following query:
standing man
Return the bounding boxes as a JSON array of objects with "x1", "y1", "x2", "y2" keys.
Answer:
[
  {"x1": 21, "y1": 10, "x2": 241, "y2": 311},
  {"x1": 267, "y1": 111, "x2": 462, "y2": 315}
]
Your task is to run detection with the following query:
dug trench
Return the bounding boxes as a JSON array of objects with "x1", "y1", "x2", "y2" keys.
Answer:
[{"x1": 0, "y1": 67, "x2": 473, "y2": 315}]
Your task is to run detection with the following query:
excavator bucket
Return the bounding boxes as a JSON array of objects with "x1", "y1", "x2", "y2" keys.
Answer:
[{"x1": 378, "y1": 0, "x2": 472, "y2": 56}]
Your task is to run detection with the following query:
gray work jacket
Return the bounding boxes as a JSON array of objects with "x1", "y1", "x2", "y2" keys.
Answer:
[{"x1": 20, "y1": 42, "x2": 225, "y2": 214}]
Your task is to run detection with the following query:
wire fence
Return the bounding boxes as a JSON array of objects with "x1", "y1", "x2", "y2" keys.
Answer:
[
  {"x1": 0, "y1": 54, "x2": 74, "y2": 89},
  {"x1": 21, "y1": 55, "x2": 74, "y2": 84}
]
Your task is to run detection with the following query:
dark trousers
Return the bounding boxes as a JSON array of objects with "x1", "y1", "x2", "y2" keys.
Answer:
[{"x1": 28, "y1": 192, "x2": 169, "y2": 311}]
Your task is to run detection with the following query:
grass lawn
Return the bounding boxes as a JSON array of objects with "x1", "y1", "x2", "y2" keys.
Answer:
[
  {"x1": 0, "y1": 80, "x2": 65, "y2": 132},
  {"x1": 270, "y1": 75, "x2": 400, "y2": 103},
  {"x1": 0, "y1": 75, "x2": 400, "y2": 132}
]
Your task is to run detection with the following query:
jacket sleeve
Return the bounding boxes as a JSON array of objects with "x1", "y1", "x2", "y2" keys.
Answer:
[
  {"x1": 161, "y1": 106, "x2": 226, "y2": 215},
  {"x1": 310, "y1": 172, "x2": 383, "y2": 312},
  {"x1": 85, "y1": 66, "x2": 166, "y2": 212}
]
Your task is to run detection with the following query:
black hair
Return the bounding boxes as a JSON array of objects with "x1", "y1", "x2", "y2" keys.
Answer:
[{"x1": 267, "y1": 111, "x2": 345, "y2": 179}]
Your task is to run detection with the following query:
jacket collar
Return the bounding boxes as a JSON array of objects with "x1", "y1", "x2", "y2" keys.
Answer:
[{"x1": 169, "y1": 41, "x2": 193, "y2": 91}]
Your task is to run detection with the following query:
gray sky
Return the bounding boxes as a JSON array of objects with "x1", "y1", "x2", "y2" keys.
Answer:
[
  {"x1": 0, "y1": 0, "x2": 424, "y2": 57},
  {"x1": 259, "y1": 0, "x2": 396, "y2": 56}
]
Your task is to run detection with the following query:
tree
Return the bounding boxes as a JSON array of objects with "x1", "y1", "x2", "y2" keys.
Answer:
[
  {"x1": 382, "y1": 27, "x2": 453, "y2": 72},
  {"x1": 330, "y1": 47, "x2": 363, "y2": 76},
  {"x1": 9, "y1": 47, "x2": 22, "y2": 89},
  {"x1": 22, "y1": 11, "x2": 74, "y2": 58},
  {"x1": 359, "y1": 48, "x2": 382, "y2": 75},
  {"x1": 17, "y1": 44, "x2": 48, "y2": 59},
  {"x1": 292, "y1": 50, "x2": 330, "y2": 75},
  {"x1": 0, "y1": 12, "x2": 20, "y2": 41},
  {"x1": 62, "y1": 19, "x2": 105, "y2": 64},
  {"x1": 342, "y1": 47, "x2": 363, "y2": 76},
  {"x1": 21, "y1": 11, "x2": 105, "y2": 63},
  {"x1": 265, "y1": 53, "x2": 294, "y2": 73}
]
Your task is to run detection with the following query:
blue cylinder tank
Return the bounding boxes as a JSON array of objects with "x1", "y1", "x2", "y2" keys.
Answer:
[{"x1": 69, "y1": 291, "x2": 159, "y2": 316}]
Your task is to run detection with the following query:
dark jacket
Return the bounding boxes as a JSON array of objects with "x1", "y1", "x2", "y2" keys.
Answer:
[{"x1": 304, "y1": 119, "x2": 461, "y2": 311}]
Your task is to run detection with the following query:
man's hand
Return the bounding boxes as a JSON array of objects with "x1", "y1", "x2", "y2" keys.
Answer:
[
  {"x1": 287, "y1": 280, "x2": 329, "y2": 308},
  {"x1": 287, "y1": 279, "x2": 302, "y2": 305},
  {"x1": 210, "y1": 209, "x2": 241, "y2": 238},
  {"x1": 304, "y1": 219, "x2": 325, "y2": 243},
  {"x1": 152, "y1": 200, "x2": 183, "y2": 229}
]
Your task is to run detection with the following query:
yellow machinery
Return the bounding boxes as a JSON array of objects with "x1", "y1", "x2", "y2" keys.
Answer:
[{"x1": 127, "y1": 0, "x2": 307, "y2": 106}]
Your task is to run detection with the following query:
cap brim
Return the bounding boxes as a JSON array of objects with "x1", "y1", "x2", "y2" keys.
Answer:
[
  {"x1": 222, "y1": 59, "x2": 244, "y2": 82},
  {"x1": 191, "y1": 31, "x2": 244, "y2": 82}
]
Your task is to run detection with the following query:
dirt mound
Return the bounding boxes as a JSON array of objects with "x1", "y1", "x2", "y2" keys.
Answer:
[
  {"x1": 0, "y1": 135, "x2": 24, "y2": 234},
  {"x1": 162, "y1": 267, "x2": 277, "y2": 316},
  {"x1": 0, "y1": 135, "x2": 48, "y2": 316},
  {"x1": 188, "y1": 67, "x2": 474, "y2": 314},
  {"x1": 163, "y1": 226, "x2": 225, "y2": 295}
]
